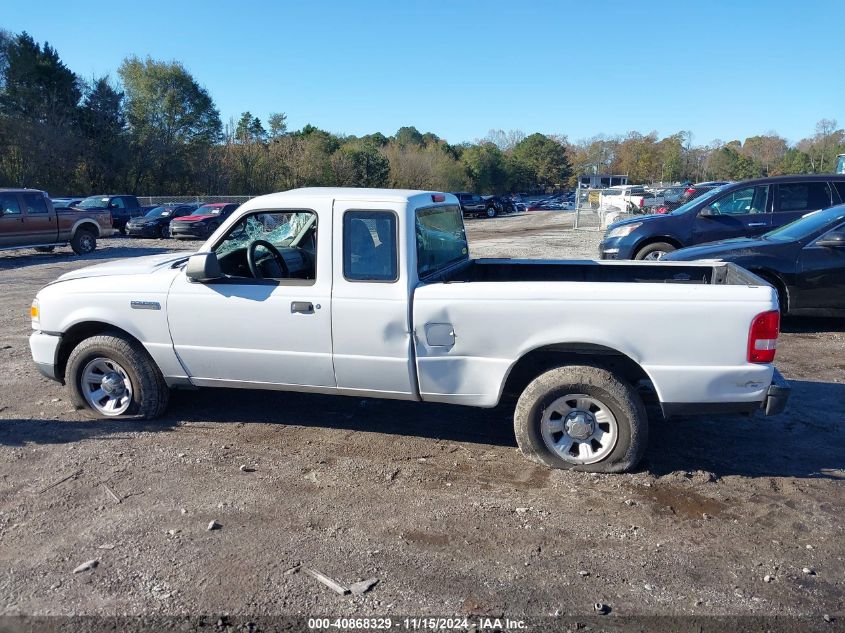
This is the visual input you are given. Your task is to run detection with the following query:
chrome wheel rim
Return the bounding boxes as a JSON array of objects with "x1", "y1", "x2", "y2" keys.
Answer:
[
  {"x1": 643, "y1": 250, "x2": 666, "y2": 260},
  {"x1": 80, "y1": 357, "x2": 133, "y2": 416},
  {"x1": 540, "y1": 394, "x2": 618, "y2": 464},
  {"x1": 80, "y1": 234, "x2": 94, "y2": 252}
]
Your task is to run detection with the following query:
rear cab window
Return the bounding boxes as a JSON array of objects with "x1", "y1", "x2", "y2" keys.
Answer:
[
  {"x1": 415, "y1": 204, "x2": 469, "y2": 279},
  {"x1": 22, "y1": 193, "x2": 49, "y2": 214},
  {"x1": 343, "y1": 211, "x2": 398, "y2": 282}
]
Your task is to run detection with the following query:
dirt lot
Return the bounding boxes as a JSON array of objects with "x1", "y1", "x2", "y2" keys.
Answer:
[{"x1": 0, "y1": 212, "x2": 843, "y2": 630}]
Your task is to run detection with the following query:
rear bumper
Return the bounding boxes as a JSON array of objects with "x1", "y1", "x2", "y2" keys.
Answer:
[
  {"x1": 661, "y1": 368, "x2": 790, "y2": 418},
  {"x1": 763, "y1": 368, "x2": 790, "y2": 416},
  {"x1": 29, "y1": 331, "x2": 62, "y2": 383}
]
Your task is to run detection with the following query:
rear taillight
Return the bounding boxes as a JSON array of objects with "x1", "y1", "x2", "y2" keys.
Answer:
[
  {"x1": 639, "y1": 198, "x2": 645, "y2": 208},
  {"x1": 748, "y1": 310, "x2": 780, "y2": 363},
  {"x1": 685, "y1": 187, "x2": 696, "y2": 196}
]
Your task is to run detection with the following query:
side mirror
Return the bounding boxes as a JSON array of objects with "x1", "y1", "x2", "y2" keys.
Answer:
[
  {"x1": 186, "y1": 252, "x2": 223, "y2": 282},
  {"x1": 816, "y1": 230, "x2": 845, "y2": 248},
  {"x1": 699, "y1": 206, "x2": 717, "y2": 218}
]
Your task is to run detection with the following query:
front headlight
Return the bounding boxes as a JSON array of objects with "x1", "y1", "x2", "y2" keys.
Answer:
[
  {"x1": 30, "y1": 298, "x2": 40, "y2": 328},
  {"x1": 606, "y1": 222, "x2": 643, "y2": 239}
]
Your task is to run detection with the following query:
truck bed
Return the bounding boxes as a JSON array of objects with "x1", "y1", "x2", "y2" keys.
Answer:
[{"x1": 439, "y1": 258, "x2": 763, "y2": 287}]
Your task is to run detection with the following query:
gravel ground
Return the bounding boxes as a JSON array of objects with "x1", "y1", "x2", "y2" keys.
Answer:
[{"x1": 0, "y1": 211, "x2": 843, "y2": 630}]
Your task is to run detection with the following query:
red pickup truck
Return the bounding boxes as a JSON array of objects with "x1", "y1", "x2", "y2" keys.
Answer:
[{"x1": 0, "y1": 188, "x2": 114, "y2": 255}]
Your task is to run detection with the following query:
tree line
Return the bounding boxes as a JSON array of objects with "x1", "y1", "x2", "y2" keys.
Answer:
[{"x1": 1, "y1": 30, "x2": 843, "y2": 197}]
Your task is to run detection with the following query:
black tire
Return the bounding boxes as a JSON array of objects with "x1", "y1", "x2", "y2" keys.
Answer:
[
  {"x1": 34, "y1": 246, "x2": 55, "y2": 253},
  {"x1": 634, "y1": 241, "x2": 675, "y2": 261},
  {"x1": 514, "y1": 364, "x2": 648, "y2": 473},
  {"x1": 206, "y1": 222, "x2": 220, "y2": 237},
  {"x1": 160, "y1": 224, "x2": 170, "y2": 239},
  {"x1": 66, "y1": 333, "x2": 169, "y2": 420},
  {"x1": 70, "y1": 229, "x2": 97, "y2": 255},
  {"x1": 485, "y1": 206, "x2": 498, "y2": 218}
]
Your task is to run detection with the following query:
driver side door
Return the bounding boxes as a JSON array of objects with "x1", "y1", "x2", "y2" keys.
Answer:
[
  {"x1": 692, "y1": 185, "x2": 771, "y2": 244},
  {"x1": 166, "y1": 204, "x2": 336, "y2": 389}
]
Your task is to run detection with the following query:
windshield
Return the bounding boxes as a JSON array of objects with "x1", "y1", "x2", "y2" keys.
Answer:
[
  {"x1": 216, "y1": 212, "x2": 313, "y2": 258},
  {"x1": 764, "y1": 205, "x2": 845, "y2": 242},
  {"x1": 669, "y1": 184, "x2": 732, "y2": 215},
  {"x1": 144, "y1": 206, "x2": 174, "y2": 219},
  {"x1": 416, "y1": 204, "x2": 469, "y2": 278},
  {"x1": 76, "y1": 196, "x2": 110, "y2": 209},
  {"x1": 192, "y1": 205, "x2": 222, "y2": 216}
]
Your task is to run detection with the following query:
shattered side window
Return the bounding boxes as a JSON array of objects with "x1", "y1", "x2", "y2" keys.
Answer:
[{"x1": 215, "y1": 211, "x2": 315, "y2": 259}]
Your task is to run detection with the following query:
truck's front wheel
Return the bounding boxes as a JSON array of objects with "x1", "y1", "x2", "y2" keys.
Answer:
[
  {"x1": 514, "y1": 365, "x2": 647, "y2": 473},
  {"x1": 66, "y1": 333, "x2": 169, "y2": 419}
]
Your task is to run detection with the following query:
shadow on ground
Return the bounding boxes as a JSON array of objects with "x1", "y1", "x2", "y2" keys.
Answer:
[{"x1": 3, "y1": 379, "x2": 843, "y2": 480}]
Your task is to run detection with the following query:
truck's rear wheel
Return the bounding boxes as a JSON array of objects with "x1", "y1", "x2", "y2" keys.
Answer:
[
  {"x1": 66, "y1": 333, "x2": 169, "y2": 419},
  {"x1": 634, "y1": 242, "x2": 674, "y2": 260},
  {"x1": 514, "y1": 365, "x2": 648, "y2": 473},
  {"x1": 70, "y1": 230, "x2": 96, "y2": 255}
]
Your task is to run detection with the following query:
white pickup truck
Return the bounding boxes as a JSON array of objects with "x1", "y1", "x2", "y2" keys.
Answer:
[
  {"x1": 600, "y1": 185, "x2": 664, "y2": 213},
  {"x1": 29, "y1": 188, "x2": 790, "y2": 473}
]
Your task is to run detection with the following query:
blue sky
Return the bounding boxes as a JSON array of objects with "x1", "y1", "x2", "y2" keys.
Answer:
[{"x1": 4, "y1": 0, "x2": 843, "y2": 146}]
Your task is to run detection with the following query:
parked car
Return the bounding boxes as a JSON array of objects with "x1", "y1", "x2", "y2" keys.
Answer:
[
  {"x1": 599, "y1": 175, "x2": 845, "y2": 260},
  {"x1": 837, "y1": 153, "x2": 845, "y2": 175},
  {"x1": 665, "y1": 203, "x2": 845, "y2": 315},
  {"x1": 169, "y1": 202, "x2": 240, "y2": 239},
  {"x1": 51, "y1": 197, "x2": 83, "y2": 210},
  {"x1": 483, "y1": 195, "x2": 516, "y2": 215},
  {"x1": 658, "y1": 186, "x2": 687, "y2": 204},
  {"x1": 0, "y1": 188, "x2": 114, "y2": 254},
  {"x1": 126, "y1": 203, "x2": 200, "y2": 239},
  {"x1": 73, "y1": 195, "x2": 143, "y2": 234},
  {"x1": 451, "y1": 192, "x2": 498, "y2": 218},
  {"x1": 29, "y1": 188, "x2": 789, "y2": 474},
  {"x1": 526, "y1": 198, "x2": 575, "y2": 211}
]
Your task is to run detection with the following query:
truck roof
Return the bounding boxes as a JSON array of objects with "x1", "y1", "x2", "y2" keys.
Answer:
[{"x1": 248, "y1": 187, "x2": 453, "y2": 206}]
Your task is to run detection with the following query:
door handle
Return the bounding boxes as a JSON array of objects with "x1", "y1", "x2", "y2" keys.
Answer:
[{"x1": 290, "y1": 301, "x2": 314, "y2": 314}]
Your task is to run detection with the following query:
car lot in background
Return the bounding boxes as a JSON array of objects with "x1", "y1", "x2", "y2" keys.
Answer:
[
  {"x1": 665, "y1": 203, "x2": 845, "y2": 315},
  {"x1": 169, "y1": 202, "x2": 240, "y2": 239},
  {"x1": 126, "y1": 202, "x2": 200, "y2": 239},
  {"x1": 600, "y1": 175, "x2": 845, "y2": 260}
]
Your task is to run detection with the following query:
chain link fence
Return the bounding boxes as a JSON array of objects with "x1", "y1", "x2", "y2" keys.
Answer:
[
  {"x1": 572, "y1": 187, "x2": 604, "y2": 230},
  {"x1": 573, "y1": 187, "x2": 642, "y2": 231},
  {"x1": 137, "y1": 195, "x2": 256, "y2": 207}
]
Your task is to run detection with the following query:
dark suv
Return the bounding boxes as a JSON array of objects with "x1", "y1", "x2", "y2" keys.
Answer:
[
  {"x1": 451, "y1": 192, "x2": 498, "y2": 218},
  {"x1": 599, "y1": 175, "x2": 845, "y2": 260},
  {"x1": 74, "y1": 195, "x2": 143, "y2": 234}
]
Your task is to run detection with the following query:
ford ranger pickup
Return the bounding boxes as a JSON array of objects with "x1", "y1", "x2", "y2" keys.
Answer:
[{"x1": 28, "y1": 188, "x2": 790, "y2": 472}]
